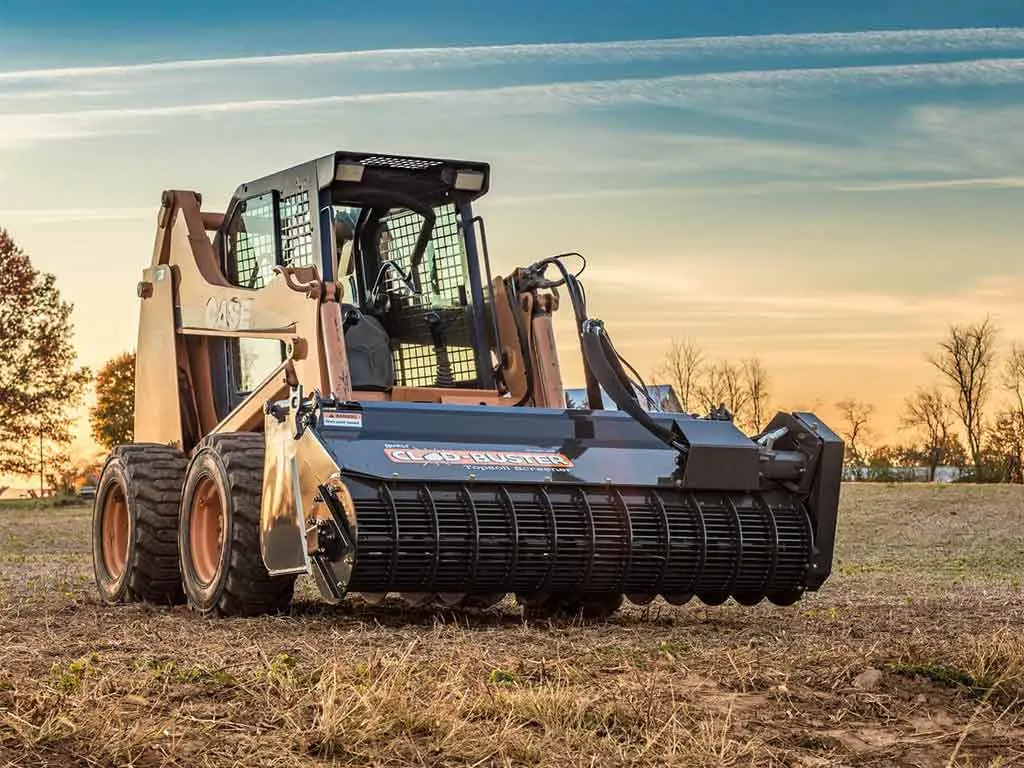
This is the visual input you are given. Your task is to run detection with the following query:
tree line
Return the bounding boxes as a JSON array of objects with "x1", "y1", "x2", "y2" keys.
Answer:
[
  {"x1": 4, "y1": 220, "x2": 1024, "y2": 492},
  {"x1": 651, "y1": 318, "x2": 1024, "y2": 484},
  {"x1": 650, "y1": 339, "x2": 772, "y2": 436},
  {"x1": 0, "y1": 228, "x2": 133, "y2": 496},
  {"x1": 836, "y1": 317, "x2": 1024, "y2": 483}
]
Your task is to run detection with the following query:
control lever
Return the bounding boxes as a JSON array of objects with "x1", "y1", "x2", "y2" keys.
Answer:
[
  {"x1": 426, "y1": 311, "x2": 454, "y2": 387},
  {"x1": 342, "y1": 308, "x2": 362, "y2": 332}
]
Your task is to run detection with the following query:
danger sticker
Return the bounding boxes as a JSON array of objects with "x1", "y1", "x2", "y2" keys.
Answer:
[
  {"x1": 323, "y1": 411, "x2": 363, "y2": 429},
  {"x1": 385, "y1": 447, "x2": 574, "y2": 469}
]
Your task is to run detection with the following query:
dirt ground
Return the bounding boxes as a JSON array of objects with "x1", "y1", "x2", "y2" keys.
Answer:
[{"x1": 1, "y1": 483, "x2": 1022, "y2": 767}]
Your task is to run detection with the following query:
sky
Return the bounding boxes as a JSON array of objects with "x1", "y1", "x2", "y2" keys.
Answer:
[{"x1": 2, "y1": 0, "x2": 1024, "y2": 470}]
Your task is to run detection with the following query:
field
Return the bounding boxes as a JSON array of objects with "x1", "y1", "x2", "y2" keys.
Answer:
[{"x1": 1, "y1": 484, "x2": 1023, "y2": 767}]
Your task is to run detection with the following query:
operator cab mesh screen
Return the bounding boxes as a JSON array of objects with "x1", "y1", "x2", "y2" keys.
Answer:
[
  {"x1": 230, "y1": 190, "x2": 314, "y2": 289},
  {"x1": 279, "y1": 191, "x2": 314, "y2": 270},
  {"x1": 229, "y1": 192, "x2": 276, "y2": 289},
  {"x1": 381, "y1": 204, "x2": 477, "y2": 388}
]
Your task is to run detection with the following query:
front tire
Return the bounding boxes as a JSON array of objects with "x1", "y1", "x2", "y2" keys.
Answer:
[
  {"x1": 91, "y1": 444, "x2": 188, "y2": 605},
  {"x1": 178, "y1": 433, "x2": 296, "y2": 616}
]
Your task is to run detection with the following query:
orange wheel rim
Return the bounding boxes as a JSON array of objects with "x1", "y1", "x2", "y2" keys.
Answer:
[
  {"x1": 189, "y1": 475, "x2": 224, "y2": 584},
  {"x1": 101, "y1": 486, "x2": 129, "y2": 579}
]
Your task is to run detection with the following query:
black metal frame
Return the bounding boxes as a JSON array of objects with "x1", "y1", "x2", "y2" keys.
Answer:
[{"x1": 215, "y1": 150, "x2": 496, "y2": 391}]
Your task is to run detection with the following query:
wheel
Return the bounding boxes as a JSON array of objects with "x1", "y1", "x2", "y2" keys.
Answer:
[
  {"x1": 91, "y1": 444, "x2": 188, "y2": 605},
  {"x1": 178, "y1": 433, "x2": 296, "y2": 616}
]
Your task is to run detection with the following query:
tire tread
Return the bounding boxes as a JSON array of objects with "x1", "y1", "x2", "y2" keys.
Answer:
[
  {"x1": 189, "y1": 433, "x2": 296, "y2": 616},
  {"x1": 113, "y1": 443, "x2": 188, "y2": 604}
]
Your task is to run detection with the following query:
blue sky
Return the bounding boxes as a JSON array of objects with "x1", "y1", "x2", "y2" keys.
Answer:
[
  {"x1": 1, "y1": 1, "x2": 1024, "y2": 455},
  {"x1": 4, "y1": 1, "x2": 1022, "y2": 65}
]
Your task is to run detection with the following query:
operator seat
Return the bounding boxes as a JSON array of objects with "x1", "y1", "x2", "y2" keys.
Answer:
[
  {"x1": 331, "y1": 207, "x2": 396, "y2": 391},
  {"x1": 341, "y1": 303, "x2": 395, "y2": 391}
]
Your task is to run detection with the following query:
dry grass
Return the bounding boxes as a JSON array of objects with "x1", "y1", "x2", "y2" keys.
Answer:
[{"x1": 2, "y1": 483, "x2": 1024, "y2": 767}]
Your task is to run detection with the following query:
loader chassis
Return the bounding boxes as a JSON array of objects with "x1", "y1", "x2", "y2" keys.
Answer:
[{"x1": 91, "y1": 150, "x2": 844, "y2": 619}]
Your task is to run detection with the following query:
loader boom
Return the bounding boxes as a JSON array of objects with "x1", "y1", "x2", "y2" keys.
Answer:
[{"x1": 90, "y1": 150, "x2": 845, "y2": 620}]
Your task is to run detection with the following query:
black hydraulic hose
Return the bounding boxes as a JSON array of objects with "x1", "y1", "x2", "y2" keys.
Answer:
[
  {"x1": 533, "y1": 257, "x2": 603, "y2": 409},
  {"x1": 580, "y1": 320, "x2": 687, "y2": 453},
  {"x1": 527, "y1": 255, "x2": 686, "y2": 452}
]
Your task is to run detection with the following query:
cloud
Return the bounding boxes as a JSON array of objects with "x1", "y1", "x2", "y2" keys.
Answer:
[
  {"x1": 4, "y1": 57, "x2": 1023, "y2": 129},
  {"x1": 836, "y1": 177, "x2": 1024, "y2": 192},
  {"x1": 1, "y1": 26, "x2": 1022, "y2": 83}
]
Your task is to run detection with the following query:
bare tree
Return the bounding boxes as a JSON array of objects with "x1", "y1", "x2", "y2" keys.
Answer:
[
  {"x1": 836, "y1": 398, "x2": 874, "y2": 468},
  {"x1": 900, "y1": 386, "x2": 953, "y2": 480},
  {"x1": 720, "y1": 361, "x2": 750, "y2": 425},
  {"x1": 654, "y1": 338, "x2": 704, "y2": 413},
  {"x1": 742, "y1": 356, "x2": 770, "y2": 433},
  {"x1": 929, "y1": 317, "x2": 998, "y2": 477},
  {"x1": 696, "y1": 361, "x2": 725, "y2": 414},
  {"x1": 697, "y1": 360, "x2": 749, "y2": 424},
  {"x1": 1003, "y1": 342, "x2": 1024, "y2": 416}
]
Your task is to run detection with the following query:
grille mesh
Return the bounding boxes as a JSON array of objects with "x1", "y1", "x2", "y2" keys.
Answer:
[
  {"x1": 382, "y1": 205, "x2": 477, "y2": 387},
  {"x1": 231, "y1": 190, "x2": 314, "y2": 290},
  {"x1": 360, "y1": 155, "x2": 443, "y2": 170},
  {"x1": 343, "y1": 478, "x2": 813, "y2": 605},
  {"x1": 279, "y1": 191, "x2": 314, "y2": 269},
  {"x1": 232, "y1": 194, "x2": 276, "y2": 289}
]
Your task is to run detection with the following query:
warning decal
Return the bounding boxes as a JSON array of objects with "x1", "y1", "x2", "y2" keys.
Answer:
[
  {"x1": 323, "y1": 411, "x2": 363, "y2": 429},
  {"x1": 385, "y1": 447, "x2": 574, "y2": 469}
]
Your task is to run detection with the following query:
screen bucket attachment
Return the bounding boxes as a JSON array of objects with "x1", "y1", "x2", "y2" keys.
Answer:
[{"x1": 260, "y1": 395, "x2": 843, "y2": 614}]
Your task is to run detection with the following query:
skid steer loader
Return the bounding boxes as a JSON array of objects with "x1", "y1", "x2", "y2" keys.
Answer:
[{"x1": 91, "y1": 150, "x2": 844, "y2": 619}]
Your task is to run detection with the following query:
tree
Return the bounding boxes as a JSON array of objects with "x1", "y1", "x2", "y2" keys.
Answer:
[
  {"x1": 653, "y1": 341, "x2": 772, "y2": 430},
  {"x1": 1004, "y1": 342, "x2": 1024, "y2": 415},
  {"x1": 983, "y1": 410, "x2": 1024, "y2": 483},
  {"x1": 900, "y1": 386, "x2": 953, "y2": 480},
  {"x1": 90, "y1": 351, "x2": 136, "y2": 450},
  {"x1": 654, "y1": 338, "x2": 704, "y2": 413},
  {"x1": 742, "y1": 356, "x2": 770, "y2": 433},
  {"x1": 985, "y1": 343, "x2": 1024, "y2": 483},
  {"x1": 929, "y1": 317, "x2": 997, "y2": 478},
  {"x1": 836, "y1": 398, "x2": 874, "y2": 468},
  {"x1": 0, "y1": 228, "x2": 91, "y2": 477},
  {"x1": 696, "y1": 360, "x2": 750, "y2": 425}
]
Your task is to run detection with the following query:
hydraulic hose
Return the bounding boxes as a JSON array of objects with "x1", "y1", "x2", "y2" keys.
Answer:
[
  {"x1": 520, "y1": 254, "x2": 687, "y2": 453},
  {"x1": 580, "y1": 319, "x2": 687, "y2": 453}
]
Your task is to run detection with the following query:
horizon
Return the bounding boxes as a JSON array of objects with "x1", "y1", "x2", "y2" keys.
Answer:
[{"x1": 2, "y1": 1, "x2": 1024, "y2": 478}]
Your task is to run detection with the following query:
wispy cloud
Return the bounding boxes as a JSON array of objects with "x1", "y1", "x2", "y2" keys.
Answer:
[
  {"x1": 1, "y1": 27, "x2": 1022, "y2": 82},
  {"x1": 836, "y1": 176, "x2": 1024, "y2": 192},
  {"x1": 4, "y1": 57, "x2": 1023, "y2": 128}
]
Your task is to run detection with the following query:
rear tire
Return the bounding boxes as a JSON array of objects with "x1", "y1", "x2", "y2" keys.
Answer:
[
  {"x1": 178, "y1": 433, "x2": 296, "y2": 616},
  {"x1": 92, "y1": 444, "x2": 188, "y2": 605}
]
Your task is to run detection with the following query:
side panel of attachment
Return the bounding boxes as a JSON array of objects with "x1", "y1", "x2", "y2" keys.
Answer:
[
  {"x1": 758, "y1": 411, "x2": 844, "y2": 590},
  {"x1": 792, "y1": 412, "x2": 844, "y2": 589},
  {"x1": 259, "y1": 402, "x2": 343, "y2": 575}
]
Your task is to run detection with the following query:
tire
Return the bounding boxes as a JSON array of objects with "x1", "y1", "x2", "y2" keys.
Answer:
[
  {"x1": 178, "y1": 433, "x2": 296, "y2": 616},
  {"x1": 91, "y1": 444, "x2": 188, "y2": 605}
]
